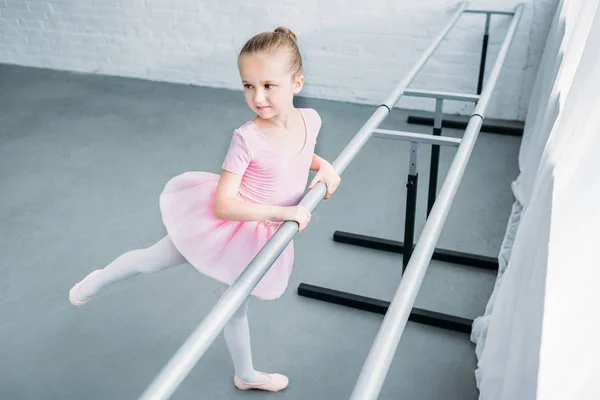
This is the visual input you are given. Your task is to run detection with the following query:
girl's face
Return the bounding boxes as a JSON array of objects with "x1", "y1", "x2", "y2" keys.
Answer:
[{"x1": 238, "y1": 51, "x2": 304, "y2": 120}]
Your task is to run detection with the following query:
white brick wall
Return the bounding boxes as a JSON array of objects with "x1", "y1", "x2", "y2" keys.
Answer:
[{"x1": 0, "y1": 0, "x2": 558, "y2": 120}]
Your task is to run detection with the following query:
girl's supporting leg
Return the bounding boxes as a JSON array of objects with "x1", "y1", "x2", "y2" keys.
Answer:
[{"x1": 220, "y1": 284, "x2": 271, "y2": 385}]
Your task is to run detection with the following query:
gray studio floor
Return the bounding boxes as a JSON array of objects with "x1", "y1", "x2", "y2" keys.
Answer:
[{"x1": 0, "y1": 64, "x2": 520, "y2": 400}]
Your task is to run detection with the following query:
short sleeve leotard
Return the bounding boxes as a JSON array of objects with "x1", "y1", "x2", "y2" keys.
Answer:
[{"x1": 159, "y1": 108, "x2": 321, "y2": 300}]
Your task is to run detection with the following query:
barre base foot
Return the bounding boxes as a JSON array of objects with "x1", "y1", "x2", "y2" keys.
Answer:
[
  {"x1": 406, "y1": 114, "x2": 523, "y2": 136},
  {"x1": 333, "y1": 230, "x2": 499, "y2": 270},
  {"x1": 297, "y1": 283, "x2": 473, "y2": 334}
]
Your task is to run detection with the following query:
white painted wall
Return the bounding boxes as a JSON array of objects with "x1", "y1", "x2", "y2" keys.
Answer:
[{"x1": 0, "y1": 0, "x2": 558, "y2": 120}]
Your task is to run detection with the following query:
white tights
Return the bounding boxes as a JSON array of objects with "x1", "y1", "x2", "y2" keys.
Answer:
[{"x1": 74, "y1": 235, "x2": 267, "y2": 384}]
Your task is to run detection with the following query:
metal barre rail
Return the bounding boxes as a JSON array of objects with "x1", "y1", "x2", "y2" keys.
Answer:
[
  {"x1": 349, "y1": 3, "x2": 524, "y2": 399},
  {"x1": 137, "y1": 2, "x2": 520, "y2": 398}
]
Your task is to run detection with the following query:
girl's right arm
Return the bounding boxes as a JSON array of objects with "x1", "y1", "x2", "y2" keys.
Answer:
[
  {"x1": 213, "y1": 170, "x2": 283, "y2": 221},
  {"x1": 213, "y1": 170, "x2": 311, "y2": 231}
]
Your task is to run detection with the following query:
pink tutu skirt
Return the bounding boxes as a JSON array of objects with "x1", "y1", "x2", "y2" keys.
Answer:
[{"x1": 158, "y1": 171, "x2": 294, "y2": 300}]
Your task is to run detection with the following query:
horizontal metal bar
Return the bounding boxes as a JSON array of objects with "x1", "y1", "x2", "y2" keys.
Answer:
[
  {"x1": 136, "y1": 3, "x2": 471, "y2": 400},
  {"x1": 465, "y1": 9, "x2": 515, "y2": 15},
  {"x1": 373, "y1": 129, "x2": 461, "y2": 147},
  {"x1": 349, "y1": 3, "x2": 525, "y2": 400},
  {"x1": 383, "y1": 2, "x2": 468, "y2": 108},
  {"x1": 403, "y1": 89, "x2": 480, "y2": 102}
]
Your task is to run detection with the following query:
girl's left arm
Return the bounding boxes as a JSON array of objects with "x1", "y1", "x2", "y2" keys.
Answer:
[
  {"x1": 308, "y1": 153, "x2": 341, "y2": 199},
  {"x1": 310, "y1": 153, "x2": 327, "y2": 171}
]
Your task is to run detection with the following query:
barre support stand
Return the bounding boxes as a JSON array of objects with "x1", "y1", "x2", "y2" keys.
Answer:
[
  {"x1": 298, "y1": 93, "x2": 498, "y2": 334},
  {"x1": 406, "y1": 10, "x2": 523, "y2": 136}
]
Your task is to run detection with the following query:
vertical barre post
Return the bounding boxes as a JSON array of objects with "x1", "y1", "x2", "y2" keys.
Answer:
[
  {"x1": 403, "y1": 142, "x2": 419, "y2": 270},
  {"x1": 427, "y1": 98, "x2": 443, "y2": 216},
  {"x1": 477, "y1": 13, "x2": 491, "y2": 94}
]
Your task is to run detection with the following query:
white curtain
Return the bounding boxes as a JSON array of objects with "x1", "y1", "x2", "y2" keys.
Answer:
[{"x1": 471, "y1": 0, "x2": 600, "y2": 398}]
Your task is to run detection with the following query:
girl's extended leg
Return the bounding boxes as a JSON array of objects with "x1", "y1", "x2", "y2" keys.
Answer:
[
  {"x1": 220, "y1": 285, "x2": 288, "y2": 391},
  {"x1": 69, "y1": 235, "x2": 187, "y2": 305}
]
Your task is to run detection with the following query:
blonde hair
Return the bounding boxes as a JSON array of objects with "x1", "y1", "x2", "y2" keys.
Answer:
[{"x1": 238, "y1": 26, "x2": 302, "y2": 78}]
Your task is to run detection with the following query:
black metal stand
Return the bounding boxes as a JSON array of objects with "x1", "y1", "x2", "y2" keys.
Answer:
[
  {"x1": 406, "y1": 115, "x2": 523, "y2": 136},
  {"x1": 406, "y1": 13, "x2": 523, "y2": 137},
  {"x1": 403, "y1": 147, "x2": 418, "y2": 269},
  {"x1": 297, "y1": 283, "x2": 474, "y2": 333},
  {"x1": 331, "y1": 231, "x2": 498, "y2": 271},
  {"x1": 297, "y1": 98, "x2": 499, "y2": 335},
  {"x1": 404, "y1": 142, "x2": 419, "y2": 272}
]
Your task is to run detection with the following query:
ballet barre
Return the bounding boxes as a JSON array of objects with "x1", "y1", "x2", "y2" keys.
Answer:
[
  {"x1": 137, "y1": 2, "x2": 524, "y2": 399},
  {"x1": 349, "y1": 4, "x2": 523, "y2": 399}
]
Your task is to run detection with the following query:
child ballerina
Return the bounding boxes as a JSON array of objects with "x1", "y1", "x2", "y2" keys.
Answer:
[{"x1": 68, "y1": 26, "x2": 341, "y2": 393}]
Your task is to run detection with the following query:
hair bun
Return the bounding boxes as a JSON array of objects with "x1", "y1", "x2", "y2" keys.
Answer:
[{"x1": 274, "y1": 26, "x2": 297, "y2": 44}]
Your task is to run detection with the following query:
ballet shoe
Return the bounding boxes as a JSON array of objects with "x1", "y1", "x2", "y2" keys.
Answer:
[
  {"x1": 233, "y1": 372, "x2": 289, "y2": 392},
  {"x1": 69, "y1": 269, "x2": 103, "y2": 306}
]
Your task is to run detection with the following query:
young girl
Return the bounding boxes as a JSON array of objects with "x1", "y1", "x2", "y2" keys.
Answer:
[{"x1": 68, "y1": 26, "x2": 341, "y2": 392}]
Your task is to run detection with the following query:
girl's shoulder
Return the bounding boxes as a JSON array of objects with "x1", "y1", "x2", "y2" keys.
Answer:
[
  {"x1": 299, "y1": 108, "x2": 322, "y2": 130},
  {"x1": 221, "y1": 121, "x2": 260, "y2": 175},
  {"x1": 230, "y1": 120, "x2": 262, "y2": 150}
]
